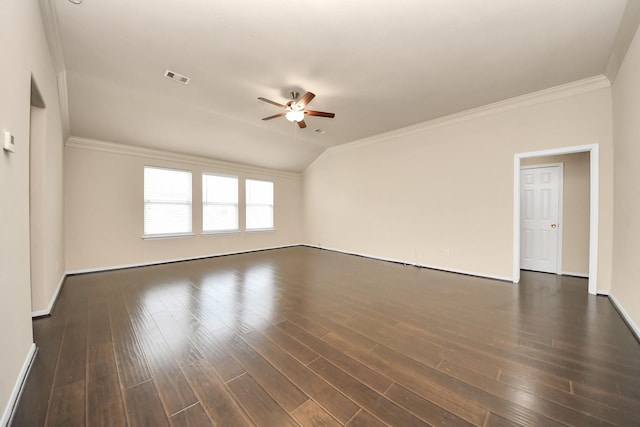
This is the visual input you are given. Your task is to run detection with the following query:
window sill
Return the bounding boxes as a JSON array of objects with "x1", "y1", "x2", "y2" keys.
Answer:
[
  {"x1": 202, "y1": 230, "x2": 241, "y2": 236},
  {"x1": 246, "y1": 228, "x2": 275, "y2": 233},
  {"x1": 142, "y1": 233, "x2": 194, "y2": 240}
]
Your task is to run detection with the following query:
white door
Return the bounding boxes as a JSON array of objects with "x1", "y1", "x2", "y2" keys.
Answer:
[{"x1": 520, "y1": 166, "x2": 561, "y2": 273}]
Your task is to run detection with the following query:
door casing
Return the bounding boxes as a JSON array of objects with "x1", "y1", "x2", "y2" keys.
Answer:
[{"x1": 514, "y1": 144, "x2": 598, "y2": 295}]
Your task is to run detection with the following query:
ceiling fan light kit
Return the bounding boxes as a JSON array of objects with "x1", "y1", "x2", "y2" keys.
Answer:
[
  {"x1": 258, "y1": 91, "x2": 335, "y2": 129},
  {"x1": 285, "y1": 110, "x2": 305, "y2": 123}
]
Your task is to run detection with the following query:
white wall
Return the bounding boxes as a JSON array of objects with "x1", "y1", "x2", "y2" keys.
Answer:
[
  {"x1": 0, "y1": 0, "x2": 65, "y2": 424},
  {"x1": 521, "y1": 152, "x2": 590, "y2": 276},
  {"x1": 64, "y1": 138, "x2": 304, "y2": 272},
  {"x1": 611, "y1": 23, "x2": 640, "y2": 334},
  {"x1": 304, "y1": 81, "x2": 614, "y2": 288}
]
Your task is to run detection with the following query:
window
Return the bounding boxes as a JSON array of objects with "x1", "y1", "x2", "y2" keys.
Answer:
[
  {"x1": 143, "y1": 166, "x2": 192, "y2": 237},
  {"x1": 246, "y1": 179, "x2": 274, "y2": 230},
  {"x1": 202, "y1": 174, "x2": 238, "y2": 233}
]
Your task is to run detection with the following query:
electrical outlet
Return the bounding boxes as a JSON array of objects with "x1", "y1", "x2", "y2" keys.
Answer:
[{"x1": 444, "y1": 248, "x2": 450, "y2": 257}]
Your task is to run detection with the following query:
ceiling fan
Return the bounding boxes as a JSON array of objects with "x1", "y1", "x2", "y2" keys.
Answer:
[{"x1": 258, "y1": 91, "x2": 335, "y2": 129}]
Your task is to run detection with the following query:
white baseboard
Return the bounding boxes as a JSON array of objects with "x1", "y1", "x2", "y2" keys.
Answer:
[
  {"x1": 303, "y1": 244, "x2": 514, "y2": 283},
  {"x1": 65, "y1": 244, "x2": 303, "y2": 276},
  {"x1": 1, "y1": 343, "x2": 36, "y2": 427},
  {"x1": 31, "y1": 273, "x2": 66, "y2": 318},
  {"x1": 608, "y1": 293, "x2": 640, "y2": 342},
  {"x1": 561, "y1": 271, "x2": 589, "y2": 278}
]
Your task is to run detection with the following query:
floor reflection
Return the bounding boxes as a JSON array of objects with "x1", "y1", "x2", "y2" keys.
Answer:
[{"x1": 14, "y1": 247, "x2": 640, "y2": 427}]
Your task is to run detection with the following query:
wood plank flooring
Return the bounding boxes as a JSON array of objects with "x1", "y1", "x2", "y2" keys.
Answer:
[{"x1": 12, "y1": 246, "x2": 640, "y2": 426}]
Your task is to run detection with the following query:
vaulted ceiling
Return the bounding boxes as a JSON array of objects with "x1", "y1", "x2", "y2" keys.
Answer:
[{"x1": 41, "y1": 0, "x2": 636, "y2": 171}]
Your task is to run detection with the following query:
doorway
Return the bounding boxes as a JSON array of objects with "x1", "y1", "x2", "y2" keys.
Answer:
[{"x1": 513, "y1": 145, "x2": 599, "y2": 294}]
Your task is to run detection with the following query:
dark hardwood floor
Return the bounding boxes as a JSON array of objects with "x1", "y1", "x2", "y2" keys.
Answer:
[{"x1": 12, "y1": 246, "x2": 640, "y2": 426}]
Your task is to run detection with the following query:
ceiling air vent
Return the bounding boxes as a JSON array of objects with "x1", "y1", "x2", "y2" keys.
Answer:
[{"x1": 163, "y1": 69, "x2": 190, "y2": 85}]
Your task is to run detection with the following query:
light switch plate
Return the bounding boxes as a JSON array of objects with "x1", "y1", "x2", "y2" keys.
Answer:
[{"x1": 3, "y1": 131, "x2": 15, "y2": 153}]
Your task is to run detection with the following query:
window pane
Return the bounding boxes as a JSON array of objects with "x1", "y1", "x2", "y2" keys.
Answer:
[
  {"x1": 246, "y1": 179, "x2": 274, "y2": 204},
  {"x1": 246, "y1": 205, "x2": 273, "y2": 229},
  {"x1": 203, "y1": 204, "x2": 238, "y2": 231},
  {"x1": 144, "y1": 203, "x2": 191, "y2": 235},
  {"x1": 144, "y1": 167, "x2": 192, "y2": 236},
  {"x1": 246, "y1": 179, "x2": 274, "y2": 230},
  {"x1": 203, "y1": 175, "x2": 237, "y2": 204},
  {"x1": 145, "y1": 167, "x2": 192, "y2": 202},
  {"x1": 203, "y1": 174, "x2": 238, "y2": 232}
]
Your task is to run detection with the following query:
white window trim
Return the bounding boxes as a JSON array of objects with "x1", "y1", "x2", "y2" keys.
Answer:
[
  {"x1": 143, "y1": 165, "x2": 193, "y2": 238},
  {"x1": 202, "y1": 172, "x2": 239, "y2": 234},
  {"x1": 245, "y1": 228, "x2": 275, "y2": 233},
  {"x1": 202, "y1": 230, "x2": 241, "y2": 236},
  {"x1": 246, "y1": 179, "x2": 274, "y2": 231},
  {"x1": 142, "y1": 232, "x2": 195, "y2": 240}
]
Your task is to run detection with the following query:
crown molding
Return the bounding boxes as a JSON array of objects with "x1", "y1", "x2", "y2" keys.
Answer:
[
  {"x1": 306, "y1": 75, "x2": 611, "y2": 172},
  {"x1": 65, "y1": 137, "x2": 302, "y2": 180}
]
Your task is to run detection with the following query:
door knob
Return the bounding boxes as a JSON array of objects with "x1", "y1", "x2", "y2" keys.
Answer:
[{"x1": 551, "y1": 224, "x2": 557, "y2": 228}]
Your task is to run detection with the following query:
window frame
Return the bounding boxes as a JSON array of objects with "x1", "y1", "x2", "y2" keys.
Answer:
[
  {"x1": 143, "y1": 166, "x2": 194, "y2": 239},
  {"x1": 202, "y1": 172, "x2": 240, "y2": 235},
  {"x1": 245, "y1": 178, "x2": 275, "y2": 232}
]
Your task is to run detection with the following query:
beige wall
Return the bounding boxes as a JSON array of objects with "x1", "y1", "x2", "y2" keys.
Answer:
[
  {"x1": 64, "y1": 139, "x2": 304, "y2": 272},
  {"x1": 0, "y1": 0, "x2": 65, "y2": 423},
  {"x1": 521, "y1": 153, "x2": 590, "y2": 276},
  {"x1": 304, "y1": 84, "x2": 614, "y2": 288},
  {"x1": 612, "y1": 23, "x2": 640, "y2": 333}
]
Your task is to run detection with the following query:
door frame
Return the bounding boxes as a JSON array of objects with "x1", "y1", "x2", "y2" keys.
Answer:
[
  {"x1": 520, "y1": 163, "x2": 564, "y2": 275},
  {"x1": 513, "y1": 144, "x2": 598, "y2": 295}
]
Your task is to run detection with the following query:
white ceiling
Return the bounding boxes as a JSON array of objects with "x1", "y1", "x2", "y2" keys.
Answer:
[{"x1": 44, "y1": 0, "x2": 632, "y2": 172}]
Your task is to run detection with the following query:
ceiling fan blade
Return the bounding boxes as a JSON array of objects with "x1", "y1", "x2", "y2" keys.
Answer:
[
  {"x1": 262, "y1": 112, "x2": 286, "y2": 120},
  {"x1": 305, "y1": 110, "x2": 335, "y2": 118},
  {"x1": 258, "y1": 97, "x2": 285, "y2": 108},
  {"x1": 297, "y1": 92, "x2": 316, "y2": 108},
  {"x1": 297, "y1": 119, "x2": 307, "y2": 129}
]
